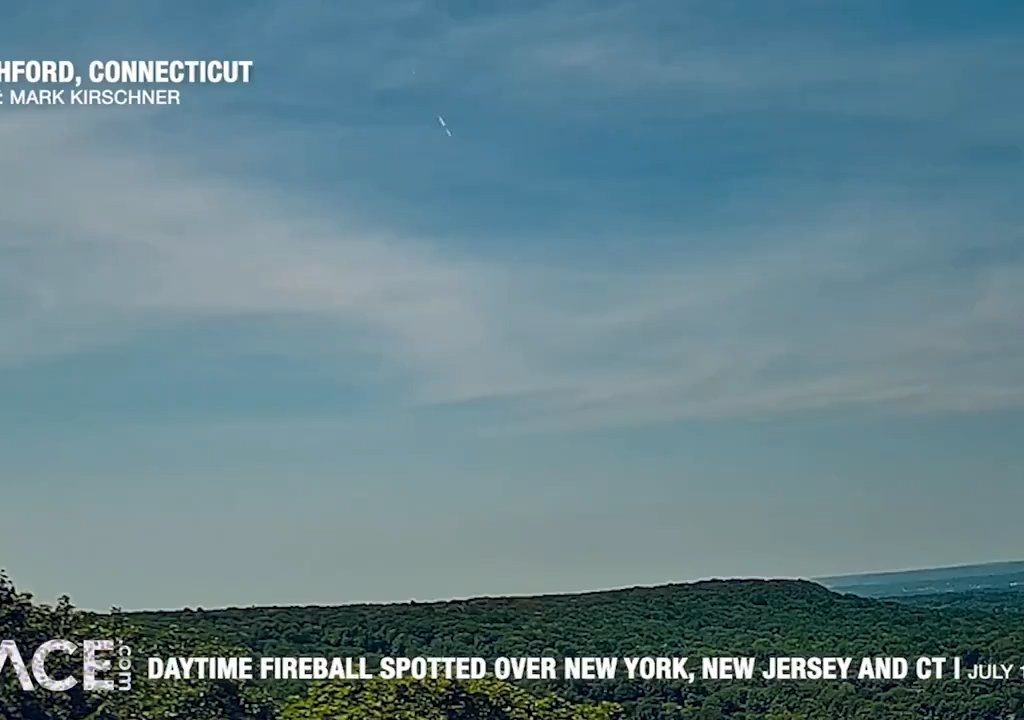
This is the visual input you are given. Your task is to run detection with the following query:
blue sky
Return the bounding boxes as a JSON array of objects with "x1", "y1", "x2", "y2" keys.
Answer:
[{"x1": 1, "y1": 0, "x2": 1022, "y2": 611}]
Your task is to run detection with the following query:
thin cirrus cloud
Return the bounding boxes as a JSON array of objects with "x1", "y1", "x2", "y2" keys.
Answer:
[
  {"x1": 0, "y1": 0, "x2": 1022, "y2": 433},
  {"x1": 1, "y1": 111, "x2": 1021, "y2": 433}
]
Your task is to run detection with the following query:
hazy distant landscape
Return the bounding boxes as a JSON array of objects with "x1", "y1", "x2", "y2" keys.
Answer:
[{"x1": 817, "y1": 561, "x2": 1024, "y2": 599}]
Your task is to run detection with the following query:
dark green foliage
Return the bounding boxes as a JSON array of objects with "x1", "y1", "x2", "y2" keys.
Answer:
[
  {"x1": 1, "y1": 570, "x2": 277, "y2": 720},
  {"x1": 1, "y1": 570, "x2": 101, "y2": 720},
  {"x1": 281, "y1": 677, "x2": 621, "y2": 720},
  {"x1": 129, "y1": 580, "x2": 1024, "y2": 719},
  {"x1": 8, "y1": 570, "x2": 1024, "y2": 719}
]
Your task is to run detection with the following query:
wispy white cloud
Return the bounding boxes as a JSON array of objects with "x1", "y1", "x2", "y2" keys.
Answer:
[
  {"x1": 2, "y1": 0, "x2": 1022, "y2": 432},
  {"x1": 0, "y1": 111, "x2": 526, "y2": 400},
  {"x1": 1, "y1": 104, "x2": 1021, "y2": 432}
]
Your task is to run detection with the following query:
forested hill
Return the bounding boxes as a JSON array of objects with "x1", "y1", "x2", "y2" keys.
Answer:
[
  {"x1": 126, "y1": 579, "x2": 1008, "y2": 661},
  {"x1": 8, "y1": 572, "x2": 1024, "y2": 718},
  {"x1": 123, "y1": 579, "x2": 1024, "y2": 718}
]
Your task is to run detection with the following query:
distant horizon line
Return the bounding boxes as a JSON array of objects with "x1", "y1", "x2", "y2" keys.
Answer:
[
  {"x1": 109, "y1": 558, "x2": 1024, "y2": 614},
  {"x1": 10, "y1": 558, "x2": 1020, "y2": 614},
  {"x1": 813, "y1": 557, "x2": 1024, "y2": 583}
]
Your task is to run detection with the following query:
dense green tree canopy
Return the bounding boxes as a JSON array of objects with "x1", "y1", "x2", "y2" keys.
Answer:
[
  {"x1": 6, "y1": 570, "x2": 1024, "y2": 719},
  {"x1": 281, "y1": 678, "x2": 621, "y2": 720}
]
